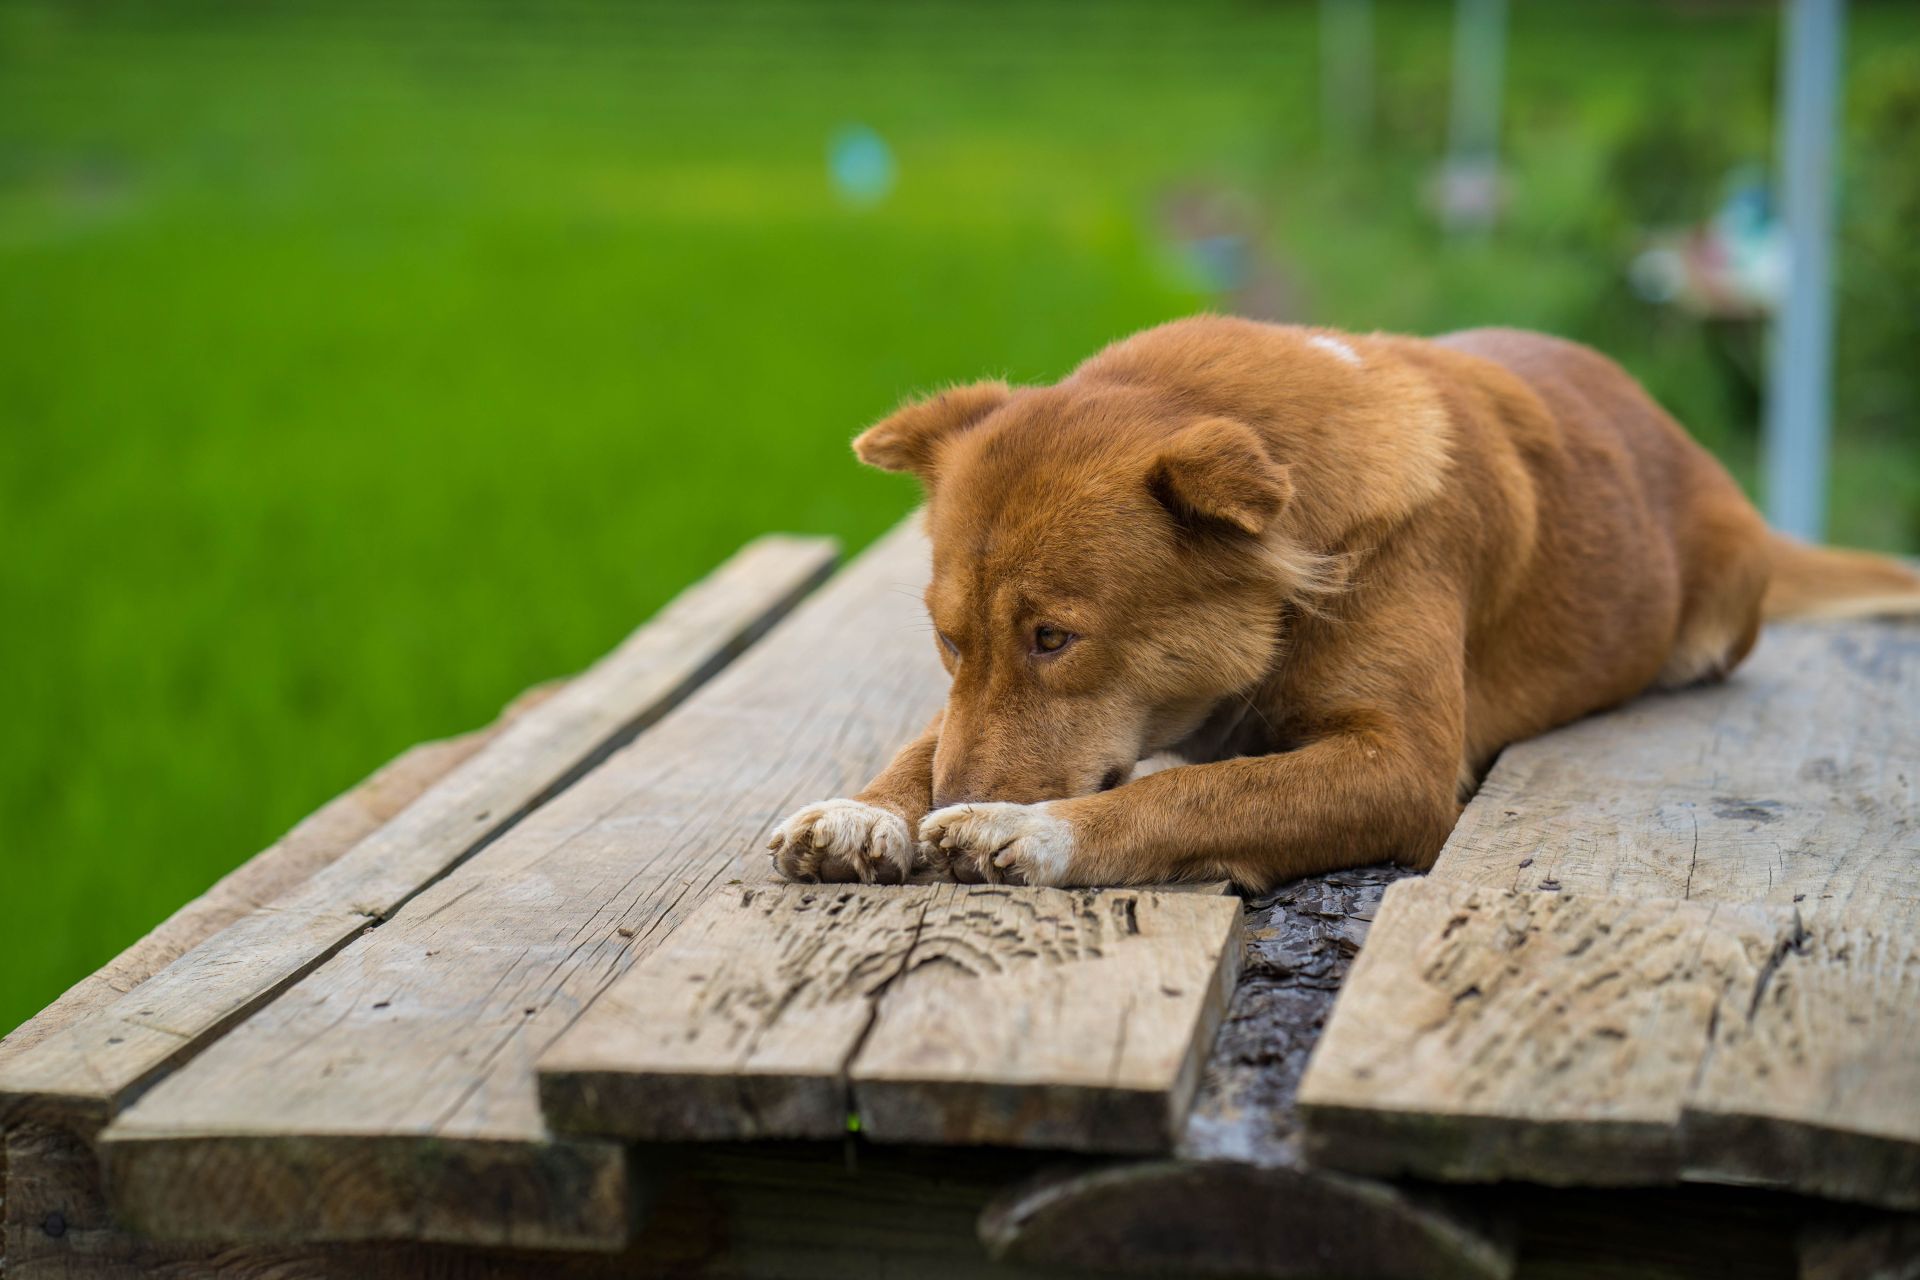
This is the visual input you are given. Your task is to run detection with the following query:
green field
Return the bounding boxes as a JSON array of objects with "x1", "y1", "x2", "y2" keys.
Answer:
[{"x1": 3, "y1": 0, "x2": 1916, "y2": 1033}]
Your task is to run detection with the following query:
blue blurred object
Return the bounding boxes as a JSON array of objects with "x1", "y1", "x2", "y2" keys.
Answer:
[
  {"x1": 828, "y1": 124, "x2": 896, "y2": 207},
  {"x1": 1627, "y1": 166, "x2": 1783, "y2": 319}
]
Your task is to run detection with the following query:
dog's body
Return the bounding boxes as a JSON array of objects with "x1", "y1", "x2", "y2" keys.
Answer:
[{"x1": 769, "y1": 316, "x2": 1920, "y2": 890}]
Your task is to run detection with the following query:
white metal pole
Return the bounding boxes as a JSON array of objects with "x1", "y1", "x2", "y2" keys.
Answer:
[{"x1": 1764, "y1": 0, "x2": 1845, "y2": 541}]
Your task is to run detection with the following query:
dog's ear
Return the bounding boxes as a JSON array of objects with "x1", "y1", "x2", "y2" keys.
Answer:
[
  {"x1": 852, "y1": 381, "x2": 1012, "y2": 480},
  {"x1": 1148, "y1": 417, "x2": 1292, "y2": 536}
]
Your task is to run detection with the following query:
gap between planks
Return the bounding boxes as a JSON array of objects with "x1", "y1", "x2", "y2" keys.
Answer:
[{"x1": 537, "y1": 882, "x2": 1243, "y2": 1154}]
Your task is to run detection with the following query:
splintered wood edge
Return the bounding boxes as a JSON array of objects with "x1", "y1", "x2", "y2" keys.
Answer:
[{"x1": 979, "y1": 1160, "x2": 1515, "y2": 1280}]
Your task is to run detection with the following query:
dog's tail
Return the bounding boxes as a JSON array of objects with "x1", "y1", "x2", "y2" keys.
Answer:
[{"x1": 1763, "y1": 533, "x2": 1920, "y2": 621}]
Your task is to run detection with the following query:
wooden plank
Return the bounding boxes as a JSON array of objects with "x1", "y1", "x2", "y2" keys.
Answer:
[
  {"x1": 537, "y1": 883, "x2": 929, "y2": 1143},
  {"x1": 1296, "y1": 619, "x2": 1920, "y2": 1206},
  {"x1": 1687, "y1": 901, "x2": 1920, "y2": 1209},
  {"x1": 538, "y1": 883, "x2": 1242, "y2": 1153},
  {"x1": 0, "y1": 535, "x2": 836, "y2": 1139},
  {"x1": 0, "y1": 708, "x2": 562, "y2": 1280},
  {"x1": 1435, "y1": 622, "x2": 1920, "y2": 912},
  {"x1": 96, "y1": 521, "x2": 949, "y2": 1247},
  {"x1": 1296, "y1": 878, "x2": 1798, "y2": 1185},
  {"x1": 0, "y1": 688, "x2": 546, "y2": 1278},
  {"x1": 0, "y1": 684, "x2": 560, "y2": 1063},
  {"x1": 1299, "y1": 883, "x2": 1920, "y2": 1209},
  {"x1": 849, "y1": 885, "x2": 1241, "y2": 1151}
]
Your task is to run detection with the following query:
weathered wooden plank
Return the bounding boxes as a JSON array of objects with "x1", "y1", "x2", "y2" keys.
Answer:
[
  {"x1": 537, "y1": 883, "x2": 930, "y2": 1143},
  {"x1": 850, "y1": 885, "x2": 1241, "y2": 1151},
  {"x1": 0, "y1": 535, "x2": 836, "y2": 1138},
  {"x1": 538, "y1": 883, "x2": 1241, "y2": 1153},
  {"x1": 1295, "y1": 619, "x2": 1920, "y2": 1206},
  {"x1": 1296, "y1": 878, "x2": 1798, "y2": 1185},
  {"x1": 96, "y1": 522, "x2": 948, "y2": 1247},
  {"x1": 0, "y1": 684, "x2": 559, "y2": 1063},
  {"x1": 1299, "y1": 883, "x2": 1920, "y2": 1209},
  {"x1": 1687, "y1": 901, "x2": 1920, "y2": 1209},
  {"x1": 1435, "y1": 622, "x2": 1919, "y2": 911},
  {"x1": 0, "y1": 705, "x2": 563, "y2": 1280}
]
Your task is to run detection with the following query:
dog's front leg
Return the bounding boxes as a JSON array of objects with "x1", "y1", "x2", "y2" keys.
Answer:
[
  {"x1": 767, "y1": 714, "x2": 941, "y2": 883},
  {"x1": 923, "y1": 728, "x2": 1461, "y2": 890}
]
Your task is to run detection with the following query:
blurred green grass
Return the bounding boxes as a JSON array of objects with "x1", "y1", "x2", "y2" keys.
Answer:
[{"x1": 2, "y1": 0, "x2": 1916, "y2": 1033}]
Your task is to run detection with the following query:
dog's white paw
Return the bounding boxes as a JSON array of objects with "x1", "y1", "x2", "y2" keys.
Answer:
[
  {"x1": 920, "y1": 802, "x2": 1075, "y2": 887},
  {"x1": 767, "y1": 799, "x2": 914, "y2": 884}
]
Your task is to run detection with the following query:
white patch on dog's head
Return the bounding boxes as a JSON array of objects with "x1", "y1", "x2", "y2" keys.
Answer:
[{"x1": 1308, "y1": 334, "x2": 1362, "y2": 366}]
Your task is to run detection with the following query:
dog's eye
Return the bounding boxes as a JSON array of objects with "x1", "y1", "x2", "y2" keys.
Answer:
[
  {"x1": 937, "y1": 631, "x2": 959, "y2": 657},
  {"x1": 1033, "y1": 625, "x2": 1073, "y2": 654}
]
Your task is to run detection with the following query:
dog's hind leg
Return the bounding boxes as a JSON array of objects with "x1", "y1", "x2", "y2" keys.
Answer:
[{"x1": 1656, "y1": 493, "x2": 1769, "y2": 690}]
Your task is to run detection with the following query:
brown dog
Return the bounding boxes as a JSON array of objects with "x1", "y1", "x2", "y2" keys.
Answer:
[{"x1": 768, "y1": 316, "x2": 1920, "y2": 890}]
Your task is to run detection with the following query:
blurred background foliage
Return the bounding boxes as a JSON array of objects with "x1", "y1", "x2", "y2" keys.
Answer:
[{"x1": 2, "y1": 0, "x2": 1916, "y2": 1032}]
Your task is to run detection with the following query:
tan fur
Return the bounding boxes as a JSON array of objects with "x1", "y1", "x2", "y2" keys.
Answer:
[
  {"x1": 1763, "y1": 535, "x2": 1920, "y2": 620},
  {"x1": 769, "y1": 316, "x2": 1920, "y2": 891}
]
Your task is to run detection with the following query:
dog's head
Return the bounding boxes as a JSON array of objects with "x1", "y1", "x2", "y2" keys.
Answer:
[{"x1": 856, "y1": 378, "x2": 1316, "y2": 808}]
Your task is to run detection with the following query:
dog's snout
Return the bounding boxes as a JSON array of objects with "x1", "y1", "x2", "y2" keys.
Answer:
[
  {"x1": 1099, "y1": 766, "x2": 1128, "y2": 792},
  {"x1": 932, "y1": 787, "x2": 983, "y2": 810}
]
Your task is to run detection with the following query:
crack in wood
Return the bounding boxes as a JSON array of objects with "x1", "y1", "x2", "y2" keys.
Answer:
[{"x1": 537, "y1": 883, "x2": 1241, "y2": 1153}]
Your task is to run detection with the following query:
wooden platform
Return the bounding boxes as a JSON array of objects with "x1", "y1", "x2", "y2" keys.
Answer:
[{"x1": 3, "y1": 524, "x2": 1916, "y2": 1280}]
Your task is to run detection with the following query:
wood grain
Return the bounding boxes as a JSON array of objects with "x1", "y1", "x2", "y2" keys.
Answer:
[
  {"x1": 539, "y1": 883, "x2": 1242, "y2": 1153},
  {"x1": 97, "y1": 522, "x2": 949, "y2": 1247},
  {"x1": 1436, "y1": 622, "x2": 1919, "y2": 911},
  {"x1": 1687, "y1": 900, "x2": 1920, "y2": 1209},
  {"x1": 537, "y1": 883, "x2": 930, "y2": 1143},
  {"x1": 1297, "y1": 619, "x2": 1920, "y2": 1207},
  {"x1": 0, "y1": 535, "x2": 836, "y2": 1137},
  {"x1": 1300, "y1": 882, "x2": 1920, "y2": 1209},
  {"x1": 850, "y1": 885, "x2": 1242, "y2": 1152},
  {"x1": 1296, "y1": 878, "x2": 1798, "y2": 1184}
]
